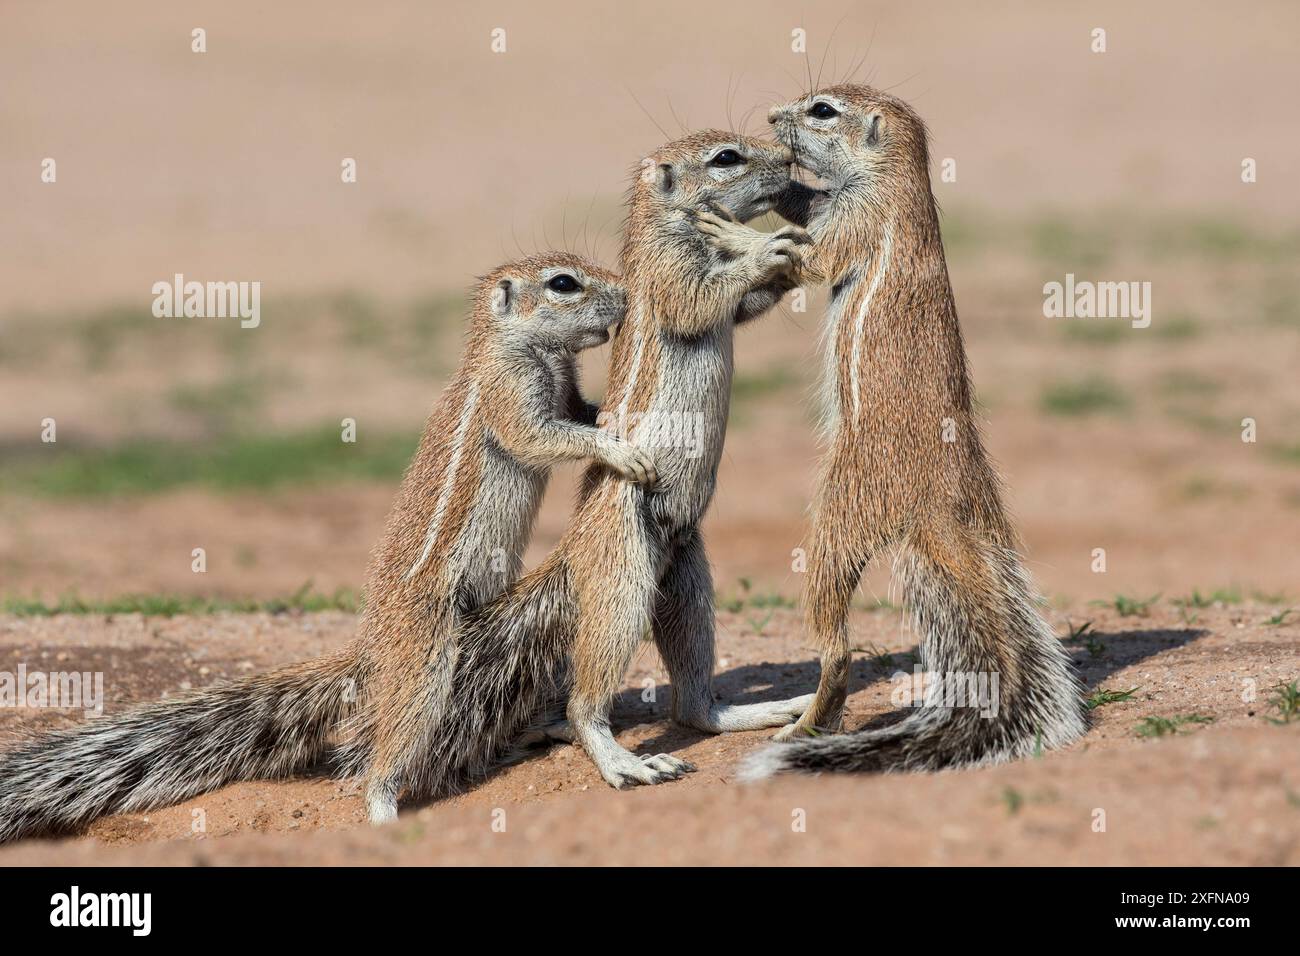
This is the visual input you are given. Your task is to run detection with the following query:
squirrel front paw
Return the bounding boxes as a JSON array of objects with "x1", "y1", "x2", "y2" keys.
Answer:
[
  {"x1": 695, "y1": 208, "x2": 811, "y2": 283},
  {"x1": 603, "y1": 442, "x2": 658, "y2": 486},
  {"x1": 757, "y1": 225, "x2": 812, "y2": 282},
  {"x1": 694, "y1": 206, "x2": 763, "y2": 259}
]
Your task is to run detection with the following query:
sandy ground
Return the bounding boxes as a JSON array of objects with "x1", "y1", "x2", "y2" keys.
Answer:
[
  {"x1": 4, "y1": 1, "x2": 1298, "y2": 313},
  {"x1": 1, "y1": 2, "x2": 1297, "y2": 866},
  {"x1": 0, "y1": 603, "x2": 1296, "y2": 865},
  {"x1": 3, "y1": 0, "x2": 1298, "y2": 606}
]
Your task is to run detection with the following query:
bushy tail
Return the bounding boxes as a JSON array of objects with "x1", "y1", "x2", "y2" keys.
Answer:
[
  {"x1": 0, "y1": 648, "x2": 359, "y2": 843},
  {"x1": 339, "y1": 556, "x2": 576, "y2": 802},
  {"x1": 426, "y1": 558, "x2": 575, "y2": 792},
  {"x1": 744, "y1": 529, "x2": 1087, "y2": 779}
]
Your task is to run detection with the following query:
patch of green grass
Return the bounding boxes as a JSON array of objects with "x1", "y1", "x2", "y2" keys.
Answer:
[
  {"x1": 76, "y1": 304, "x2": 147, "y2": 371},
  {"x1": 720, "y1": 579, "x2": 797, "y2": 615},
  {"x1": 0, "y1": 287, "x2": 467, "y2": 381},
  {"x1": 1145, "y1": 217, "x2": 1300, "y2": 263},
  {"x1": 1030, "y1": 215, "x2": 1112, "y2": 269},
  {"x1": 936, "y1": 206, "x2": 985, "y2": 256},
  {"x1": 1136, "y1": 714, "x2": 1214, "y2": 738},
  {"x1": 1173, "y1": 587, "x2": 1242, "y2": 609},
  {"x1": 732, "y1": 366, "x2": 799, "y2": 403},
  {"x1": 0, "y1": 426, "x2": 420, "y2": 498},
  {"x1": 1157, "y1": 370, "x2": 1221, "y2": 398},
  {"x1": 393, "y1": 821, "x2": 427, "y2": 844},
  {"x1": 408, "y1": 290, "x2": 466, "y2": 327},
  {"x1": 1039, "y1": 376, "x2": 1130, "y2": 417},
  {"x1": 403, "y1": 291, "x2": 466, "y2": 372},
  {"x1": 851, "y1": 595, "x2": 897, "y2": 611},
  {"x1": 1150, "y1": 312, "x2": 1202, "y2": 341},
  {"x1": 1269, "y1": 444, "x2": 1300, "y2": 466},
  {"x1": 1175, "y1": 476, "x2": 1211, "y2": 500},
  {"x1": 1086, "y1": 687, "x2": 1139, "y2": 710},
  {"x1": 1001, "y1": 786, "x2": 1024, "y2": 815},
  {"x1": 1264, "y1": 680, "x2": 1300, "y2": 725},
  {"x1": 1091, "y1": 594, "x2": 1160, "y2": 617},
  {"x1": 1182, "y1": 219, "x2": 1253, "y2": 256},
  {"x1": 331, "y1": 291, "x2": 386, "y2": 347},
  {"x1": 168, "y1": 372, "x2": 278, "y2": 435},
  {"x1": 1, "y1": 583, "x2": 359, "y2": 618},
  {"x1": 1264, "y1": 609, "x2": 1293, "y2": 626},
  {"x1": 1259, "y1": 285, "x2": 1300, "y2": 328},
  {"x1": 1176, "y1": 476, "x2": 1246, "y2": 502},
  {"x1": 850, "y1": 641, "x2": 896, "y2": 672},
  {"x1": 1062, "y1": 321, "x2": 1128, "y2": 345},
  {"x1": 1164, "y1": 407, "x2": 1241, "y2": 436},
  {"x1": 1064, "y1": 619, "x2": 1105, "y2": 658}
]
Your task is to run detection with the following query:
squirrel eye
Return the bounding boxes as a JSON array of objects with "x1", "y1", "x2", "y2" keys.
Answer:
[
  {"x1": 709, "y1": 149, "x2": 744, "y2": 167},
  {"x1": 809, "y1": 102, "x2": 839, "y2": 119},
  {"x1": 547, "y1": 274, "x2": 580, "y2": 293}
]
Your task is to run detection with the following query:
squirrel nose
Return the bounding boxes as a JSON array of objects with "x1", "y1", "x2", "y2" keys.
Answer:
[{"x1": 767, "y1": 106, "x2": 782, "y2": 125}]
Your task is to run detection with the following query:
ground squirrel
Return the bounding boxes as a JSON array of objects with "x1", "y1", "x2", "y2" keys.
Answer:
[
  {"x1": 354, "y1": 131, "x2": 818, "y2": 804},
  {"x1": 731, "y1": 85, "x2": 1087, "y2": 776},
  {"x1": 553, "y1": 131, "x2": 816, "y2": 787},
  {"x1": 349, "y1": 253, "x2": 655, "y2": 821},
  {"x1": 0, "y1": 253, "x2": 650, "y2": 840}
]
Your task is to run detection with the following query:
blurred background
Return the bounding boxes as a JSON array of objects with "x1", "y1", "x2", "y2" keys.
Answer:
[{"x1": 2, "y1": 0, "x2": 1297, "y2": 611}]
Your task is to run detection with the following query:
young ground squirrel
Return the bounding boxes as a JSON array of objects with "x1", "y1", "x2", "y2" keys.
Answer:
[
  {"x1": 350, "y1": 254, "x2": 655, "y2": 821},
  {"x1": 730, "y1": 85, "x2": 1086, "y2": 777},
  {"x1": 0, "y1": 253, "x2": 650, "y2": 840},
  {"x1": 552, "y1": 131, "x2": 815, "y2": 787},
  {"x1": 358, "y1": 131, "x2": 819, "y2": 803}
]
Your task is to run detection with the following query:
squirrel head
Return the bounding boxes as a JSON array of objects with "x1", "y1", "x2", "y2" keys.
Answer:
[
  {"x1": 479, "y1": 253, "x2": 625, "y2": 353},
  {"x1": 768, "y1": 84, "x2": 931, "y2": 194},
  {"x1": 635, "y1": 130, "x2": 795, "y2": 225}
]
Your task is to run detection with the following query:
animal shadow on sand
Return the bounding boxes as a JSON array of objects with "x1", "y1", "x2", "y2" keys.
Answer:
[
  {"x1": 614, "y1": 624, "x2": 1211, "y2": 756},
  {"x1": 0, "y1": 626, "x2": 1209, "y2": 832}
]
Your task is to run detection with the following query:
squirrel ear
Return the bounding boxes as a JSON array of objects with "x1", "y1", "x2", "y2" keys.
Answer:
[
  {"x1": 865, "y1": 113, "x2": 883, "y2": 147},
  {"x1": 654, "y1": 162, "x2": 675, "y2": 195},
  {"x1": 491, "y1": 278, "x2": 514, "y2": 317}
]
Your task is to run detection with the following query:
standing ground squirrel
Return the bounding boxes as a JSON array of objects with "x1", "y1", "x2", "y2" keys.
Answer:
[
  {"x1": 349, "y1": 253, "x2": 655, "y2": 821},
  {"x1": 0, "y1": 252, "x2": 651, "y2": 839},
  {"x1": 357, "y1": 131, "x2": 820, "y2": 801},
  {"x1": 551, "y1": 131, "x2": 816, "y2": 787},
  {"x1": 727, "y1": 85, "x2": 1087, "y2": 777}
]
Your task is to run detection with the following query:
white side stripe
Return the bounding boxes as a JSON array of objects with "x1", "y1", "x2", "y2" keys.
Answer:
[
  {"x1": 406, "y1": 381, "x2": 481, "y2": 579},
  {"x1": 616, "y1": 302, "x2": 646, "y2": 442},
  {"x1": 848, "y1": 221, "x2": 893, "y2": 420}
]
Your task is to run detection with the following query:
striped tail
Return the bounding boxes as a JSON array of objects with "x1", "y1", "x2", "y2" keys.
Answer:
[
  {"x1": 0, "y1": 648, "x2": 359, "y2": 843},
  {"x1": 743, "y1": 529, "x2": 1087, "y2": 779},
  {"x1": 341, "y1": 555, "x2": 577, "y2": 810},
  {"x1": 425, "y1": 557, "x2": 576, "y2": 791}
]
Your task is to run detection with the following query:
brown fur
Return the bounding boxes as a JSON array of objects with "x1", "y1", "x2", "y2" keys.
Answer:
[
  {"x1": 344, "y1": 253, "x2": 654, "y2": 816},
  {"x1": 748, "y1": 85, "x2": 1085, "y2": 760}
]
